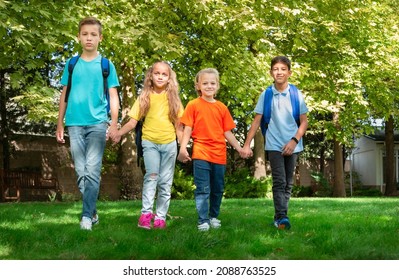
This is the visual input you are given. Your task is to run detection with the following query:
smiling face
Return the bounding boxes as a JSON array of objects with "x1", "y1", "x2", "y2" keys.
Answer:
[
  {"x1": 270, "y1": 62, "x2": 292, "y2": 87},
  {"x1": 78, "y1": 23, "x2": 102, "y2": 53},
  {"x1": 196, "y1": 73, "x2": 219, "y2": 101}
]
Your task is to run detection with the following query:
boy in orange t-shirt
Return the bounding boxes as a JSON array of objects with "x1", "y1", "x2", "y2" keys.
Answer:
[{"x1": 178, "y1": 68, "x2": 243, "y2": 231}]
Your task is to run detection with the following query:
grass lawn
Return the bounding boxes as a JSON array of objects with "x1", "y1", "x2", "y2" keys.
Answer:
[{"x1": 0, "y1": 197, "x2": 398, "y2": 260}]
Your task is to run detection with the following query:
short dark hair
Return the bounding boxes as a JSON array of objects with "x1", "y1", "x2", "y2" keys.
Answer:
[
  {"x1": 271, "y1": 56, "x2": 291, "y2": 70},
  {"x1": 79, "y1": 17, "x2": 102, "y2": 34}
]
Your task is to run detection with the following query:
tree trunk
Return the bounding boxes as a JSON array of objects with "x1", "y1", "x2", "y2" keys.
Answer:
[
  {"x1": 253, "y1": 129, "x2": 266, "y2": 179},
  {"x1": 333, "y1": 139, "x2": 346, "y2": 197},
  {"x1": 118, "y1": 63, "x2": 143, "y2": 200},
  {"x1": 384, "y1": 115, "x2": 397, "y2": 196},
  {"x1": 0, "y1": 70, "x2": 10, "y2": 170}
]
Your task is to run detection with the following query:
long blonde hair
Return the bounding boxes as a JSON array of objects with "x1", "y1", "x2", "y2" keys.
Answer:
[{"x1": 138, "y1": 61, "x2": 182, "y2": 124}]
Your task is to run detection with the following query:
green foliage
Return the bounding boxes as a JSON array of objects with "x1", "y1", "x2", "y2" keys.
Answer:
[
  {"x1": 224, "y1": 168, "x2": 272, "y2": 198},
  {"x1": 311, "y1": 171, "x2": 333, "y2": 197},
  {"x1": 172, "y1": 165, "x2": 195, "y2": 200},
  {"x1": 292, "y1": 185, "x2": 313, "y2": 197}
]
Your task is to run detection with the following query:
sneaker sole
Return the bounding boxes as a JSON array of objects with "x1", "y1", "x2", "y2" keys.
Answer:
[
  {"x1": 277, "y1": 223, "x2": 291, "y2": 230},
  {"x1": 138, "y1": 224, "x2": 151, "y2": 230}
]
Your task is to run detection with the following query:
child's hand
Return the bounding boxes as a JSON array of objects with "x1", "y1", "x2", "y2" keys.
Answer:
[
  {"x1": 177, "y1": 149, "x2": 191, "y2": 163},
  {"x1": 240, "y1": 146, "x2": 253, "y2": 159}
]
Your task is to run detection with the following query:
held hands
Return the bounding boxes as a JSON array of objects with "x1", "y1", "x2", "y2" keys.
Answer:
[
  {"x1": 177, "y1": 148, "x2": 191, "y2": 163},
  {"x1": 107, "y1": 124, "x2": 122, "y2": 144},
  {"x1": 240, "y1": 146, "x2": 253, "y2": 159}
]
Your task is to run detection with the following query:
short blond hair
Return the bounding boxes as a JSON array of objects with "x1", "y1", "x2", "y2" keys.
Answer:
[{"x1": 195, "y1": 68, "x2": 220, "y2": 96}]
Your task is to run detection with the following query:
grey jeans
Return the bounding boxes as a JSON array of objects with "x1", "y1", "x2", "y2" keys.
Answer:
[{"x1": 268, "y1": 151, "x2": 298, "y2": 221}]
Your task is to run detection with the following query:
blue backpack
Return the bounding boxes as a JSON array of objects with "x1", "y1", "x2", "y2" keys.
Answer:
[
  {"x1": 260, "y1": 84, "x2": 300, "y2": 136},
  {"x1": 64, "y1": 55, "x2": 111, "y2": 112}
]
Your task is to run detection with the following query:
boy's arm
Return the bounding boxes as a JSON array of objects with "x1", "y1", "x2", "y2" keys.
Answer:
[
  {"x1": 56, "y1": 86, "x2": 67, "y2": 144},
  {"x1": 294, "y1": 113, "x2": 308, "y2": 141},
  {"x1": 242, "y1": 114, "x2": 262, "y2": 157},
  {"x1": 224, "y1": 130, "x2": 242, "y2": 153},
  {"x1": 107, "y1": 87, "x2": 120, "y2": 137},
  {"x1": 282, "y1": 113, "x2": 308, "y2": 156},
  {"x1": 177, "y1": 125, "x2": 193, "y2": 163}
]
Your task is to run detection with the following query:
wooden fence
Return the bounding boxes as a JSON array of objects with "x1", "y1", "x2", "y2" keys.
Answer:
[{"x1": 0, "y1": 169, "x2": 60, "y2": 202}]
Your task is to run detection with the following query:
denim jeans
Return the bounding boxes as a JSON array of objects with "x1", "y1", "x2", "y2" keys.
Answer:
[
  {"x1": 268, "y1": 151, "x2": 298, "y2": 221},
  {"x1": 68, "y1": 123, "x2": 107, "y2": 219},
  {"x1": 141, "y1": 139, "x2": 177, "y2": 220},
  {"x1": 193, "y1": 159, "x2": 226, "y2": 225}
]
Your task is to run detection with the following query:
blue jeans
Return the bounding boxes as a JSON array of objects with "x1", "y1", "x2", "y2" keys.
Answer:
[
  {"x1": 193, "y1": 160, "x2": 226, "y2": 225},
  {"x1": 268, "y1": 151, "x2": 298, "y2": 221},
  {"x1": 141, "y1": 139, "x2": 177, "y2": 220},
  {"x1": 68, "y1": 123, "x2": 107, "y2": 219}
]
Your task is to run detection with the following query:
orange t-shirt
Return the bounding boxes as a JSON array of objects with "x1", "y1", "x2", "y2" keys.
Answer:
[{"x1": 180, "y1": 97, "x2": 236, "y2": 164}]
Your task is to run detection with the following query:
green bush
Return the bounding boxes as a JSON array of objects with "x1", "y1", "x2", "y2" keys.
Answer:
[
  {"x1": 224, "y1": 168, "x2": 272, "y2": 198},
  {"x1": 311, "y1": 171, "x2": 333, "y2": 197},
  {"x1": 172, "y1": 165, "x2": 195, "y2": 199},
  {"x1": 292, "y1": 185, "x2": 313, "y2": 197}
]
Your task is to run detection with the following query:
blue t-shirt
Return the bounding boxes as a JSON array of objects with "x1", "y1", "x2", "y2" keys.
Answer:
[
  {"x1": 254, "y1": 84, "x2": 308, "y2": 153},
  {"x1": 60, "y1": 55, "x2": 120, "y2": 126}
]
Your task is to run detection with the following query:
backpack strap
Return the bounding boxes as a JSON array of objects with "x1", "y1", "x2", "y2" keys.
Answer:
[
  {"x1": 101, "y1": 57, "x2": 110, "y2": 112},
  {"x1": 261, "y1": 86, "x2": 273, "y2": 136},
  {"x1": 64, "y1": 55, "x2": 80, "y2": 103},
  {"x1": 261, "y1": 84, "x2": 301, "y2": 136},
  {"x1": 289, "y1": 84, "x2": 300, "y2": 127}
]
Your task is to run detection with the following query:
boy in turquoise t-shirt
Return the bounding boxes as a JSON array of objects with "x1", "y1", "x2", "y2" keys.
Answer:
[{"x1": 56, "y1": 17, "x2": 120, "y2": 230}]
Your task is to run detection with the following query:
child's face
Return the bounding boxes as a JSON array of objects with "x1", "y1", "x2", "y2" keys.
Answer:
[
  {"x1": 270, "y1": 62, "x2": 292, "y2": 85},
  {"x1": 78, "y1": 24, "x2": 102, "y2": 53},
  {"x1": 196, "y1": 73, "x2": 219, "y2": 99},
  {"x1": 151, "y1": 63, "x2": 170, "y2": 92}
]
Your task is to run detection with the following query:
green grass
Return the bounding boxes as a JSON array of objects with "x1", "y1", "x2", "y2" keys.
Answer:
[{"x1": 0, "y1": 197, "x2": 398, "y2": 260}]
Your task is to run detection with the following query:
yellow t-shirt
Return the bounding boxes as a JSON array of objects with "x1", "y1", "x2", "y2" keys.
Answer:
[{"x1": 128, "y1": 91, "x2": 183, "y2": 144}]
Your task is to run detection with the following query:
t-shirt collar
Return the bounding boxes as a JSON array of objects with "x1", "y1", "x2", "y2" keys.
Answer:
[{"x1": 272, "y1": 84, "x2": 290, "y2": 96}]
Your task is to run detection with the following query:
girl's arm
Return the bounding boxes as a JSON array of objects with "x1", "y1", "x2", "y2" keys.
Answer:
[
  {"x1": 109, "y1": 118, "x2": 138, "y2": 143},
  {"x1": 177, "y1": 125, "x2": 193, "y2": 163}
]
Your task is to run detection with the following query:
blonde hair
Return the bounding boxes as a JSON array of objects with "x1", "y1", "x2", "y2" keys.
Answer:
[
  {"x1": 138, "y1": 61, "x2": 182, "y2": 124},
  {"x1": 195, "y1": 68, "x2": 220, "y2": 96}
]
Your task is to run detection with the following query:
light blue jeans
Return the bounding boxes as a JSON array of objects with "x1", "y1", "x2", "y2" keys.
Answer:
[
  {"x1": 68, "y1": 123, "x2": 107, "y2": 219},
  {"x1": 141, "y1": 139, "x2": 177, "y2": 220},
  {"x1": 268, "y1": 151, "x2": 298, "y2": 221},
  {"x1": 193, "y1": 159, "x2": 226, "y2": 225}
]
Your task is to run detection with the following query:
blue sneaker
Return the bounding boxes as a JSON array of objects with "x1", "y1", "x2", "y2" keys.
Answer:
[{"x1": 277, "y1": 218, "x2": 291, "y2": 230}]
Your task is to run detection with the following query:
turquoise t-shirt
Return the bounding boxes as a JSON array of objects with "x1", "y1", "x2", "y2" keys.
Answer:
[
  {"x1": 254, "y1": 84, "x2": 308, "y2": 153},
  {"x1": 60, "y1": 55, "x2": 120, "y2": 126}
]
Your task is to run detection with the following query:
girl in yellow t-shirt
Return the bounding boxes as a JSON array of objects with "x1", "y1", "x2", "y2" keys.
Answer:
[
  {"x1": 110, "y1": 61, "x2": 184, "y2": 229},
  {"x1": 178, "y1": 68, "x2": 243, "y2": 231}
]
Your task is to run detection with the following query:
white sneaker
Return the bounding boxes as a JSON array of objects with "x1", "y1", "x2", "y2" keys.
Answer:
[
  {"x1": 210, "y1": 218, "x2": 221, "y2": 229},
  {"x1": 197, "y1": 222, "x2": 210, "y2": 231},
  {"x1": 80, "y1": 216, "x2": 92, "y2": 230},
  {"x1": 92, "y1": 214, "x2": 99, "y2": 225}
]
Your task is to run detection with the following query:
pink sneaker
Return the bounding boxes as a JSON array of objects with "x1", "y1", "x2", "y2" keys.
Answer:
[
  {"x1": 153, "y1": 218, "x2": 166, "y2": 229},
  {"x1": 138, "y1": 213, "x2": 152, "y2": 229}
]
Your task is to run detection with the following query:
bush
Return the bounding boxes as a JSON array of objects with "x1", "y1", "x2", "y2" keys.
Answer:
[
  {"x1": 311, "y1": 171, "x2": 333, "y2": 197},
  {"x1": 224, "y1": 168, "x2": 272, "y2": 198},
  {"x1": 292, "y1": 185, "x2": 313, "y2": 197},
  {"x1": 172, "y1": 165, "x2": 195, "y2": 199}
]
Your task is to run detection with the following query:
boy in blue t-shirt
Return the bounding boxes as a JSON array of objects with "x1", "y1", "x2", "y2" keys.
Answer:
[
  {"x1": 242, "y1": 56, "x2": 308, "y2": 230},
  {"x1": 56, "y1": 17, "x2": 120, "y2": 230}
]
